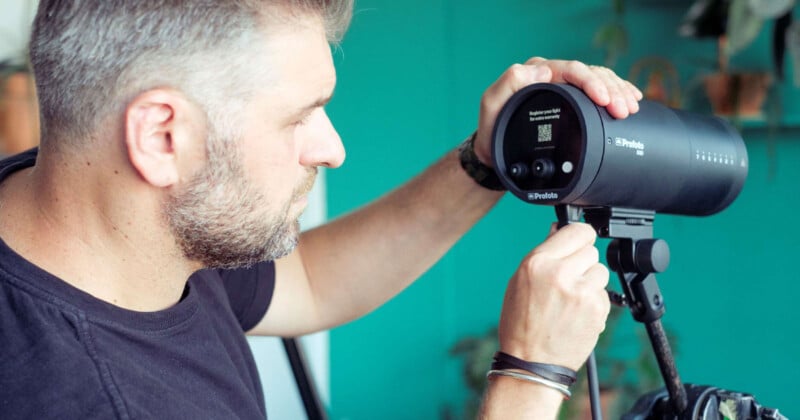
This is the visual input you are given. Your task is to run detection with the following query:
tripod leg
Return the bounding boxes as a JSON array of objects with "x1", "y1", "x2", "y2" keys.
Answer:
[{"x1": 644, "y1": 321, "x2": 687, "y2": 415}]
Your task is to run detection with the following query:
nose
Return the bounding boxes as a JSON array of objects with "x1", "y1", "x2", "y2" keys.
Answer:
[{"x1": 299, "y1": 109, "x2": 345, "y2": 169}]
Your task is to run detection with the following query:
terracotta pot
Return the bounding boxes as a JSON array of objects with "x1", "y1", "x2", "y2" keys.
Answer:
[
  {"x1": 0, "y1": 72, "x2": 40, "y2": 155},
  {"x1": 702, "y1": 72, "x2": 772, "y2": 118}
]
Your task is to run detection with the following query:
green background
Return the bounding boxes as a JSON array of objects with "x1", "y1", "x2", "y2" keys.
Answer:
[{"x1": 325, "y1": 1, "x2": 800, "y2": 418}]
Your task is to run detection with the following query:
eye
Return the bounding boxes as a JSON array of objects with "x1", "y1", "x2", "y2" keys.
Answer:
[
  {"x1": 295, "y1": 107, "x2": 324, "y2": 127},
  {"x1": 295, "y1": 113, "x2": 312, "y2": 126}
]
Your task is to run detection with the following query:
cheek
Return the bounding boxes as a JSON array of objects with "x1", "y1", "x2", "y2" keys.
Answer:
[
  {"x1": 250, "y1": 126, "x2": 301, "y2": 165},
  {"x1": 241, "y1": 131, "x2": 301, "y2": 197}
]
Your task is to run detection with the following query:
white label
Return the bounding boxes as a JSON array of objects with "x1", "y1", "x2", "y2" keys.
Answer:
[
  {"x1": 613, "y1": 136, "x2": 645, "y2": 156},
  {"x1": 528, "y1": 107, "x2": 561, "y2": 122}
]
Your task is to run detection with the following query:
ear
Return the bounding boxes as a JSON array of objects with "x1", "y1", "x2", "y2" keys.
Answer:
[{"x1": 124, "y1": 89, "x2": 203, "y2": 188}]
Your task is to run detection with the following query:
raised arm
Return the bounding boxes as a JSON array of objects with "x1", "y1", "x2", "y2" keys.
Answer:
[
  {"x1": 248, "y1": 59, "x2": 641, "y2": 347},
  {"x1": 251, "y1": 136, "x2": 502, "y2": 336}
]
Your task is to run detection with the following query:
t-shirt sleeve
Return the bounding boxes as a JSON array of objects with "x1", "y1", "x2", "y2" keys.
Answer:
[{"x1": 216, "y1": 260, "x2": 276, "y2": 332}]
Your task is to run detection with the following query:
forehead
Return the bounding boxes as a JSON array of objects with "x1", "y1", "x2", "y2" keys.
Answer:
[{"x1": 258, "y1": 19, "x2": 336, "y2": 108}]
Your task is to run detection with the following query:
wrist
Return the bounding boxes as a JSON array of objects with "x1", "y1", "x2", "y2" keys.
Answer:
[
  {"x1": 458, "y1": 132, "x2": 506, "y2": 191},
  {"x1": 472, "y1": 133, "x2": 493, "y2": 167},
  {"x1": 481, "y1": 374, "x2": 563, "y2": 419},
  {"x1": 491, "y1": 351, "x2": 577, "y2": 388}
]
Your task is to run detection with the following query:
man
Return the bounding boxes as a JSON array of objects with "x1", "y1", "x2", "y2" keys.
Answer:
[{"x1": 0, "y1": 0, "x2": 642, "y2": 418}]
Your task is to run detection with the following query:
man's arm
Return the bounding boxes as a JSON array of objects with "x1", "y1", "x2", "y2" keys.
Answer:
[
  {"x1": 481, "y1": 222, "x2": 611, "y2": 418},
  {"x1": 252, "y1": 145, "x2": 502, "y2": 336},
  {"x1": 247, "y1": 59, "x2": 641, "y2": 337}
]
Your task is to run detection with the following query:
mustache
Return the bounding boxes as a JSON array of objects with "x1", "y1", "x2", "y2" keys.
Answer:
[{"x1": 294, "y1": 167, "x2": 318, "y2": 197}]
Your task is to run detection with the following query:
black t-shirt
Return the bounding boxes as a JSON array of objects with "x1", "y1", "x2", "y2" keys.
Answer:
[{"x1": 0, "y1": 150, "x2": 276, "y2": 419}]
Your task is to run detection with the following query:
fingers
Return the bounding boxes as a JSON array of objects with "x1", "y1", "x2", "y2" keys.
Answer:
[
  {"x1": 475, "y1": 62, "x2": 554, "y2": 164},
  {"x1": 583, "y1": 263, "x2": 612, "y2": 331},
  {"x1": 474, "y1": 58, "x2": 642, "y2": 163},
  {"x1": 498, "y1": 229, "x2": 611, "y2": 368},
  {"x1": 545, "y1": 222, "x2": 558, "y2": 238},
  {"x1": 479, "y1": 63, "x2": 552, "y2": 134},
  {"x1": 533, "y1": 222, "x2": 596, "y2": 259},
  {"x1": 539, "y1": 59, "x2": 611, "y2": 105},
  {"x1": 536, "y1": 228, "x2": 605, "y2": 289},
  {"x1": 593, "y1": 68, "x2": 642, "y2": 119},
  {"x1": 560, "y1": 62, "x2": 642, "y2": 119},
  {"x1": 524, "y1": 57, "x2": 643, "y2": 118},
  {"x1": 561, "y1": 244, "x2": 600, "y2": 277},
  {"x1": 487, "y1": 62, "x2": 553, "y2": 102},
  {"x1": 583, "y1": 261, "x2": 611, "y2": 292},
  {"x1": 539, "y1": 223, "x2": 608, "y2": 287}
]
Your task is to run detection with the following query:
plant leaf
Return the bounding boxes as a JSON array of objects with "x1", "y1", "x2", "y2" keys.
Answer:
[
  {"x1": 679, "y1": 0, "x2": 730, "y2": 38},
  {"x1": 593, "y1": 22, "x2": 628, "y2": 66},
  {"x1": 450, "y1": 337, "x2": 479, "y2": 355},
  {"x1": 747, "y1": 0, "x2": 795, "y2": 19},
  {"x1": 727, "y1": 0, "x2": 765, "y2": 56}
]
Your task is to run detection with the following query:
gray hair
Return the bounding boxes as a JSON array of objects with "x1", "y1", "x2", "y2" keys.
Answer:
[{"x1": 29, "y1": 0, "x2": 353, "y2": 151}]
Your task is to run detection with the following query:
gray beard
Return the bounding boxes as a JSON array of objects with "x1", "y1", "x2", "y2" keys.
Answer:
[{"x1": 164, "y1": 140, "x2": 300, "y2": 269}]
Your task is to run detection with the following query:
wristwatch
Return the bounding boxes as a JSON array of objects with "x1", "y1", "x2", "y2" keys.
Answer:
[{"x1": 458, "y1": 132, "x2": 506, "y2": 191}]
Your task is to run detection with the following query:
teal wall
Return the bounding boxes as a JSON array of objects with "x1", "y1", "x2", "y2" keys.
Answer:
[{"x1": 326, "y1": 1, "x2": 800, "y2": 418}]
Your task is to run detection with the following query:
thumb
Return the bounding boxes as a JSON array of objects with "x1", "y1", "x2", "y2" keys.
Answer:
[{"x1": 476, "y1": 64, "x2": 553, "y2": 163}]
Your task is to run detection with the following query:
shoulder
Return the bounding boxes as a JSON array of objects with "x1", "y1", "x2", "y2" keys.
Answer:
[
  {"x1": 0, "y1": 281, "x2": 118, "y2": 419},
  {"x1": 189, "y1": 260, "x2": 276, "y2": 332}
]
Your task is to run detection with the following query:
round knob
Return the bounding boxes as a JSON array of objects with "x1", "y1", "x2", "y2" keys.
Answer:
[{"x1": 635, "y1": 239, "x2": 670, "y2": 273}]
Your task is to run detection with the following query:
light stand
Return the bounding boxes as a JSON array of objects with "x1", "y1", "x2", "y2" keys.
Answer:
[
  {"x1": 557, "y1": 205, "x2": 786, "y2": 420},
  {"x1": 284, "y1": 202, "x2": 787, "y2": 419},
  {"x1": 557, "y1": 204, "x2": 688, "y2": 418},
  {"x1": 282, "y1": 337, "x2": 327, "y2": 420}
]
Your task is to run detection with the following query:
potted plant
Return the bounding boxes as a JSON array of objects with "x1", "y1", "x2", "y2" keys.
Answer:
[{"x1": 679, "y1": 0, "x2": 799, "y2": 118}]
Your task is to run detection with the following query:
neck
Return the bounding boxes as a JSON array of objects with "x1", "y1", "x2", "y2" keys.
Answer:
[{"x1": 0, "y1": 150, "x2": 198, "y2": 312}]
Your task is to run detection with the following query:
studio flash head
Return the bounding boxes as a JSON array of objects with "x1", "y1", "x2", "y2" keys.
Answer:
[{"x1": 491, "y1": 83, "x2": 748, "y2": 216}]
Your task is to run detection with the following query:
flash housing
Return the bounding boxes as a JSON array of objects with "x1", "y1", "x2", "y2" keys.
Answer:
[{"x1": 491, "y1": 83, "x2": 748, "y2": 216}]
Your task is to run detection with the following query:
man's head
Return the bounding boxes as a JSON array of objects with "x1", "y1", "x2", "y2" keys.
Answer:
[
  {"x1": 29, "y1": 1, "x2": 352, "y2": 268},
  {"x1": 164, "y1": 116, "x2": 318, "y2": 269},
  {"x1": 29, "y1": 0, "x2": 352, "y2": 150}
]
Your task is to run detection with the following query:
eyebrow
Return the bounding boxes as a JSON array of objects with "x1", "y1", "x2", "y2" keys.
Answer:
[{"x1": 293, "y1": 92, "x2": 334, "y2": 118}]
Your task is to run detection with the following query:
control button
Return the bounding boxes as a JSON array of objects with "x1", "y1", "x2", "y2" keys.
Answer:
[{"x1": 531, "y1": 158, "x2": 555, "y2": 179}]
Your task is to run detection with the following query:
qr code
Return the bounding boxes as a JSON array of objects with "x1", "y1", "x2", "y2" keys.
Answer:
[{"x1": 538, "y1": 124, "x2": 552, "y2": 143}]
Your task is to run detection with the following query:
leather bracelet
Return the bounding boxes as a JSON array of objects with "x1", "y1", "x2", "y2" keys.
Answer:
[
  {"x1": 457, "y1": 132, "x2": 506, "y2": 191},
  {"x1": 491, "y1": 351, "x2": 578, "y2": 387}
]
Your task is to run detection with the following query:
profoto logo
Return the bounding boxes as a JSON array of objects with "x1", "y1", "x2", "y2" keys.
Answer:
[
  {"x1": 529, "y1": 191, "x2": 558, "y2": 200},
  {"x1": 614, "y1": 137, "x2": 645, "y2": 156}
]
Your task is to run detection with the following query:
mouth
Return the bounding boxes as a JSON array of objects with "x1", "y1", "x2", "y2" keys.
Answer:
[{"x1": 290, "y1": 168, "x2": 317, "y2": 212}]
